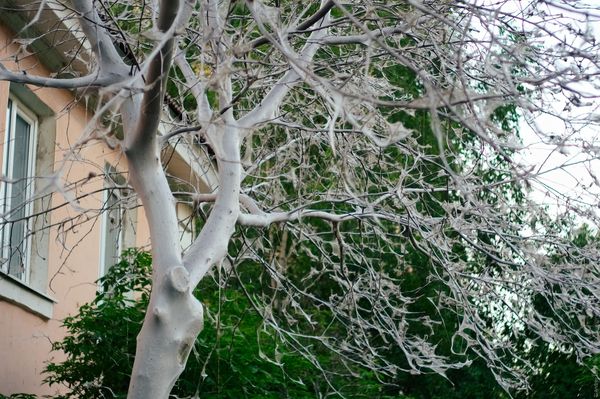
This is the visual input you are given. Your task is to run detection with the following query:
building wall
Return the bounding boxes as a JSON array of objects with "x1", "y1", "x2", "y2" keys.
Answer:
[{"x1": 0, "y1": 23, "x2": 150, "y2": 396}]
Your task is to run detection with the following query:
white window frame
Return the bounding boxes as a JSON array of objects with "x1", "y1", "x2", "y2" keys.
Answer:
[
  {"x1": 99, "y1": 164, "x2": 132, "y2": 278},
  {"x1": 99, "y1": 186, "x2": 124, "y2": 278},
  {"x1": 1, "y1": 96, "x2": 38, "y2": 284}
]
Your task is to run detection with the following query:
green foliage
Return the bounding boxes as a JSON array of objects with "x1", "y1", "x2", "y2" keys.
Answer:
[
  {"x1": 516, "y1": 351, "x2": 598, "y2": 399},
  {"x1": 510, "y1": 225, "x2": 600, "y2": 399},
  {"x1": 44, "y1": 250, "x2": 152, "y2": 399},
  {"x1": 42, "y1": 249, "x2": 407, "y2": 399}
]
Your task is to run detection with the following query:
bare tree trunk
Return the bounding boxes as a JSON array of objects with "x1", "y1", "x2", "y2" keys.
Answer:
[
  {"x1": 114, "y1": 0, "x2": 201, "y2": 394},
  {"x1": 125, "y1": 125, "x2": 240, "y2": 398},
  {"x1": 127, "y1": 269, "x2": 204, "y2": 398},
  {"x1": 125, "y1": 152, "x2": 205, "y2": 398}
]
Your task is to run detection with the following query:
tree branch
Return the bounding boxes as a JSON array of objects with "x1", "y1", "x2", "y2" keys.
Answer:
[
  {"x1": 247, "y1": 0, "x2": 336, "y2": 50},
  {"x1": 174, "y1": 54, "x2": 213, "y2": 122},
  {"x1": 125, "y1": 0, "x2": 193, "y2": 151},
  {"x1": 183, "y1": 127, "x2": 241, "y2": 286},
  {"x1": 321, "y1": 25, "x2": 409, "y2": 45},
  {"x1": 237, "y1": 209, "x2": 389, "y2": 227},
  {"x1": 238, "y1": 0, "x2": 332, "y2": 130},
  {"x1": 0, "y1": 63, "x2": 116, "y2": 89},
  {"x1": 70, "y1": 0, "x2": 127, "y2": 73}
]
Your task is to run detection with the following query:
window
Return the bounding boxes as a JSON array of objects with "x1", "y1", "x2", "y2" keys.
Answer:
[
  {"x1": 0, "y1": 84, "x2": 56, "y2": 319},
  {"x1": 100, "y1": 164, "x2": 136, "y2": 277},
  {"x1": 1, "y1": 97, "x2": 37, "y2": 282},
  {"x1": 101, "y1": 186, "x2": 123, "y2": 275}
]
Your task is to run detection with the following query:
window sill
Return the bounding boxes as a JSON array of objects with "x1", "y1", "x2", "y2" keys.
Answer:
[{"x1": 0, "y1": 272, "x2": 55, "y2": 319}]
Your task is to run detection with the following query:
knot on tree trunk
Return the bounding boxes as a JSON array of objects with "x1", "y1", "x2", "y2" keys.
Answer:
[{"x1": 168, "y1": 266, "x2": 191, "y2": 293}]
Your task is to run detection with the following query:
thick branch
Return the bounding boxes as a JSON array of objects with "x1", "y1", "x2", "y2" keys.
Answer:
[
  {"x1": 0, "y1": 63, "x2": 119, "y2": 89},
  {"x1": 321, "y1": 26, "x2": 409, "y2": 45},
  {"x1": 238, "y1": 209, "x2": 388, "y2": 227},
  {"x1": 239, "y1": 0, "x2": 332, "y2": 129},
  {"x1": 174, "y1": 54, "x2": 213, "y2": 121},
  {"x1": 71, "y1": 0, "x2": 127, "y2": 72},
  {"x1": 125, "y1": 0, "x2": 193, "y2": 151},
  {"x1": 183, "y1": 127, "x2": 241, "y2": 286},
  {"x1": 247, "y1": 0, "x2": 335, "y2": 50}
]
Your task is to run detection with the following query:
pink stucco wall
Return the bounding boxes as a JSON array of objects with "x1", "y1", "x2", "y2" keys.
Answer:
[{"x1": 0, "y1": 23, "x2": 150, "y2": 396}]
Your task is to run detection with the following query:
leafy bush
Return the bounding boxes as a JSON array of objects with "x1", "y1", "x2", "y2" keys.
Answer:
[
  {"x1": 43, "y1": 249, "x2": 402, "y2": 398},
  {"x1": 44, "y1": 250, "x2": 151, "y2": 398}
]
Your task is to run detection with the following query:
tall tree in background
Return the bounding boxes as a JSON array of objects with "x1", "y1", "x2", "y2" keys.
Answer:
[{"x1": 1, "y1": 1, "x2": 600, "y2": 398}]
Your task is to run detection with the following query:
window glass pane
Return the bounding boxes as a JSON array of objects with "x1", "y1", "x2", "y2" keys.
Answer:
[
  {"x1": 103, "y1": 190, "x2": 122, "y2": 273},
  {"x1": 4, "y1": 113, "x2": 32, "y2": 279}
]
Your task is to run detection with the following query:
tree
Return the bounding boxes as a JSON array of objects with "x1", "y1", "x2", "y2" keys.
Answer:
[{"x1": 1, "y1": 1, "x2": 600, "y2": 398}]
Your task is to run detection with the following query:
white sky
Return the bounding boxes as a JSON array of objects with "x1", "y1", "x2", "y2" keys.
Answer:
[{"x1": 507, "y1": 1, "x2": 600, "y2": 215}]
